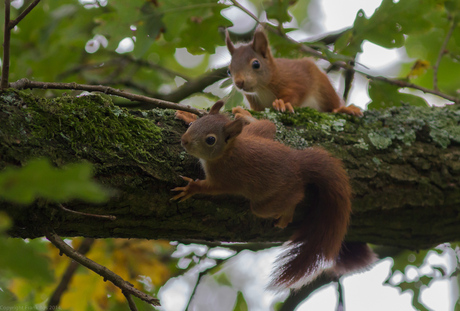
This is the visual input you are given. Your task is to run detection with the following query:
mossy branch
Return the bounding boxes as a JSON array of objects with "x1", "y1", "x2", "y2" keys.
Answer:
[
  {"x1": 1, "y1": 90, "x2": 460, "y2": 251},
  {"x1": 9, "y1": 78, "x2": 206, "y2": 116}
]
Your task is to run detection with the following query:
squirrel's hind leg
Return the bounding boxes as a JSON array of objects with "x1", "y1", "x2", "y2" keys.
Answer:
[{"x1": 250, "y1": 190, "x2": 304, "y2": 228}]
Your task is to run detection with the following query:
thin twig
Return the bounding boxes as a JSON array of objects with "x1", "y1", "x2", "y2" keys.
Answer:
[
  {"x1": 9, "y1": 0, "x2": 41, "y2": 29},
  {"x1": 279, "y1": 273, "x2": 338, "y2": 311},
  {"x1": 47, "y1": 238, "x2": 95, "y2": 311},
  {"x1": 10, "y1": 78, "x2": 206, "y2": 116},
  {"x1": 1, "y1": 0, "x2": 11, "y2": 89},
  {"x1": 46, "y1": 230, "x2": 161, "y2": 306},
  {"x1": 59, "y1": 204, "x2": 116, "y2": 221},
  {"x1": 185, "y1": 254, "x2": 239, "y2": 311},
  {"x1": 123, "y1": 291, "x2": 139, "y2": 311},
  {"x1": 433, "y1": 17, "x2": 456, "y2": 91},
  {"x1": 230, "y1": 0, "x2": 259, "y2": 24},
  {"x1": 359, "y1": 71, "x2": 460, "y2": 104}
]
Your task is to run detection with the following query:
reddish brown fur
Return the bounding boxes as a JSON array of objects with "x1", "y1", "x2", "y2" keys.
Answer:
[
  {"x1": 226, "y1": 28, "x2": 362, "y2": 116},
  {"x1": 172, "y1": 101, "x2": 374, "y2": 288}
]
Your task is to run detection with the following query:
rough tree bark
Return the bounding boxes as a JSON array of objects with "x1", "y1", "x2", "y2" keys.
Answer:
[{"x1": 1, "y1": 90, "x2": 459, "y2": 250}]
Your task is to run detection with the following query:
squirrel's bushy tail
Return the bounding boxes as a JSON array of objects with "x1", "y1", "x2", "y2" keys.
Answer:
[{"x1": 270, "y1": 147, "x2": 375, "y2": 289}]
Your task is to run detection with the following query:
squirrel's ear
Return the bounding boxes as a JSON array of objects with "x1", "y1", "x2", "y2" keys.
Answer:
[
  {"x1": 252, "y1": 28, "x2": 270, "y2": 58},
  {"x1": 223, "y1": 118, "x2": 244, "y2": 143},
  {"x1": 210, "y1": 100, "x2": 225, "y2": 115},
  {"x1": 225, "y1": 29, "x2": 235, "y2": 55}
]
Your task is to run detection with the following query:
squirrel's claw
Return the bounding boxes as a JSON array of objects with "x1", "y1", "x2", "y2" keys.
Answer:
[
  {"x1": 273, "y1": 99, "x2": 294, "y2": 113},
  {"x1": 171, "y1": 176, "x2": 196, "y2": 201},
  {"x1": 179, "y1": 175, "x2": 194, "y2": 182}
]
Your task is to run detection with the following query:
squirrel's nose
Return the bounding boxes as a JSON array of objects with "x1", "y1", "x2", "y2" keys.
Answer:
[{"x1": 235, "y1": 79, "x2": 244, "y2": 89}]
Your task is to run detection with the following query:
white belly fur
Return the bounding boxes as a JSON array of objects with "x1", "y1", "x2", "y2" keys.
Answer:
[
  {"x1": 300, "y1": 95, "x2": 323, "y2": 111},
  {"x1": 252, "y1": 88, "x2": 277, "y2": 109}
]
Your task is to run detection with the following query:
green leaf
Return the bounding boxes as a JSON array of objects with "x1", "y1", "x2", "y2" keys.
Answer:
[
  {"x1": 265, "y1": 0, "x2": 294, "y2": 24},
  {"x1": 367, "y1": 80, "x2": 428, "y2": 110},
  {"x1": 0, "y1": 237, "x2": 54, "y2": 283},
  {"x1": 0, "y1": 158, "x2": 109, "y2": 204},
  {"x1": 214, "y1": 273, "x2": 232, "y2": 287},
  {"x1": 391, "y1": 249, "x2": 431, "y2": 274},
  {"x1": 223, "y1": 89, "x2": 245, "y2": 109},
  {"x1": 0, "y1": 212, "x2": 12, "y2": 232},
  {"x1": 232, "y1": 291, "x2": 248, "y2": 311}
]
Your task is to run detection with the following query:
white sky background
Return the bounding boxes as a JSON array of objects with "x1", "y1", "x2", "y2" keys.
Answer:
[{"x1": 160, "y1": 1, "x2": 458, "y2": 310}]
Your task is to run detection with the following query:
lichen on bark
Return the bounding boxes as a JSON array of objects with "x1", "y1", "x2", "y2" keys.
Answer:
[{"x1": 1, "y1": 90, "x2": 459, "y2": 251}]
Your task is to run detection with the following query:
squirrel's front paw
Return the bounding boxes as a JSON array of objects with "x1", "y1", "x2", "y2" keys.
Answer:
[
  {"x1": 332, "y1": 105, "x2": 363, "y2": 117},
  {"x1": 175, "y1": 111, "x2": 198, "y2": 125},
  {"x1": 232, "y1": 106, "x2": 253, "y2": 119},
  {"x1": 171, "y1": 176, "x2": 201, "y2": 202},
  {"x1": 272, "y1": 99, "x2": 294, "y2": 113}
]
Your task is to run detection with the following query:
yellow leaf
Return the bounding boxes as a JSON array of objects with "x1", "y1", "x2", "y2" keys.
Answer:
[{"x1": 407, "y1": 59, "x2": 430, "y2": 79}]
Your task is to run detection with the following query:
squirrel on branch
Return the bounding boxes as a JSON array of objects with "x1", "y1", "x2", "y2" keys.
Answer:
[
  {"x1": 225, "y1": 27, "x2": 362, "y2": 115},
  {"x1": 172, "y1": 101, "x2": 375, "y2": 289},
  {"x1": 176, "y1": 27, "x2": 362, "y2": 124}
]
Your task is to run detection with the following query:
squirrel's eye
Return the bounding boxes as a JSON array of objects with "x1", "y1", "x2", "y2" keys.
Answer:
[
  {"x1": 227, "y1": 69, "x2": 231, "y2": 76},
  {"x1": 205, "y1": 135, "x2": 216, "y2": 146},
  {"x1": 252, "y1": 60, "x2": 260, "y2": 69}
]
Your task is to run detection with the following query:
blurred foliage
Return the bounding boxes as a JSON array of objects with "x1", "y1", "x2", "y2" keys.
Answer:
[
  {"x1": 1, "y1": 0, "x2": 460, "y2": 310},
  {"x1": 2, "y1": 0, "x2": 458, "y2": 109},
  {"x1": 385, "y1": 243, "x2": 460, "y2": 311},
  {"x1": 0, "y1": 158, "x2": 109, "y2": 204}
]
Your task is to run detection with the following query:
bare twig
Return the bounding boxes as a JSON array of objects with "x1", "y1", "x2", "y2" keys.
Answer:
[
  {"x1": 1, "y1": 0, "x2": 11, "y2": 89},
  {"x1": 279, "y1": 273, "x2": 338, "y2": 311},
  {"x1": 359, "y1": 71, "x2": 460, "y2": 104},
  {"x1": 46, "y1": 231, "x2": 161, "y2": 306},
  {"x1": 9, "y1": 0, "x2": 41, "y2": 29},
  {"x1": 47, "y1": 238, "x2": 95, "y2": 311},
  {"x1": 10, "y1": 78, "x2": 206, "y2": 116},
  {"x1": 59, "y1": 204, "x2": 116, "y2": 221},
  {"x1": 87, "y1": 67, "x2": 227, "y2": 103},
  {"x1": 433, "y1": 17, "x2": 456, "y2": 91},
  {"x1": 123, "y1": 291, "x2": 139, "y2": 311},
  {"x1": 118, "y1": 54, "x2": 191, "y2": 81},
  {"x1": 1, "y1": 0, "x2": 42, "y2": 89},
  {"x1": 158, "y1": 67, "x2": 228, "y2": 103},
  {"x1": 230, "y1": 0, "x2": 259, "y2": 24},
  {"x1": 185, "y1": 253, "x2": 239, "y2": 311}
]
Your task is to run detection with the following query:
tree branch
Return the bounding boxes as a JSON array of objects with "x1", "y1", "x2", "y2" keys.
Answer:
[
  {"x1": 359, "y1": 71, "x2": 460, "y2": 104},
  {"x1": 1, "y1": 0, "x2": 11, "y2": 90},
  {"x1": 3, "y1": 91, "x2": 460, "y2": 249},
  {"x1": 123, "y1": 291, "x2": 139, "y2": 311},
  {"x1": 59, "y1": 204, "x2": 116, "y2": 221},
  {"x1": 9, "y1": 0, "x2": 41, "y2": 29},
  {"x1": 45, "y1": 231, "x2": 160, "y2": 306},
  {"x1": 157, "y1": 67, "x2": 228, "y2": 103},
  {"x1": 9, "y1": 78, "x2": 206, "y2": 116},
  {"x1": 433, "y1": 16, "x2": 456, "y2": 91},
  {"x1": 47, "y1": 238, "x2": 95, "y2": 311}
]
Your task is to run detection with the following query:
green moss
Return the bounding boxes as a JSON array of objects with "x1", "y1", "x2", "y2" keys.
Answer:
[{"x1": 1, "y1": 90, "x2": 163, "y2": 164}]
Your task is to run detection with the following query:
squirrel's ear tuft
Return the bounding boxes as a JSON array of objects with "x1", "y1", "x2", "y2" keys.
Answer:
[
  {"x1": 252, "y1": 28, "x2": 270, "y2": 58},
  {"x1": 225, "y1": 29, "x2": 235, "y2": 55},
  {"x1": 210, "y1": 100, "x2": 225, "y2": 115},
  {"x1": 223, "y1": 118, "x2": 244, "y2": 143}
]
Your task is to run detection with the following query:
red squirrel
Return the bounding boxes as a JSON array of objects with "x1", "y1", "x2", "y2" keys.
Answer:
[
  {"x1": 172, "y1": 101, "x2": 375, "y2": 289},
  {"x1": 226, "y1": 27, "x2": 362, "y2": 115},
  {"x1": 175, "y1": 28, "x2": 362, "y2": 124}
]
